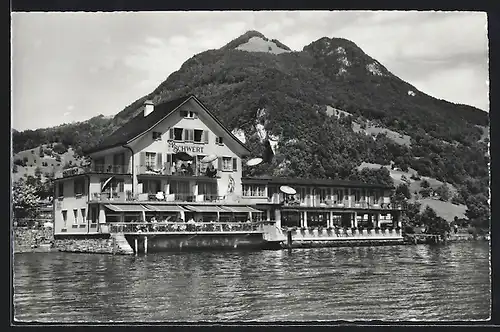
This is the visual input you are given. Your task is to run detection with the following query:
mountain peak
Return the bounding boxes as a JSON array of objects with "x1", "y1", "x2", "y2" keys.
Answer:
[{"x1": 221, "y1": 30, "x2": 292, "y2": 54}]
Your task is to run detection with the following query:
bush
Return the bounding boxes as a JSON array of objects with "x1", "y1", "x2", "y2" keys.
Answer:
[
  {"x1": 419, "y1": 187, "x2": 432, "y2": 198},
  {"x1": 53, "y1": 143, "x2": 67, "y2": 154},
  {"x1": 435, "y1": 183, "x2": 451, "y2": 201},
  {"x1": 451, "y1": 193, "x2": 464, "y2": 205},
  {"x1": 420, "y1": 179, "x2": 430, "y2": 188}
]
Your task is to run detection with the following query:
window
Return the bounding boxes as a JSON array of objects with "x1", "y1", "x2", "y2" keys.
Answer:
[
  {"x1": 153, "y1": 131, "x2": 162, "y2": 140},
  {"x1": 140, "y1": 180, "x2": 161, "y2": 194},
  {"x1": 198, "y1": 181, "x2": 218, "y2": 197},
  {"x1": 184, "y1": 128, "x2": 194, "y2": 142},
  {"x1": 215, "y1": 136, "x2": 224, "y2": 145},
  {"x1": 194, "y1": 129, "x2": 204, "y2": 142},
  {"x1": 354, "y1": 190, "x2": 361, "y2": 203},
  {"x1": 222, "y1": 157, "x2": 232, "y2": 171},
  {"x1": 180, "y1": 110, "x2": 196, "y2": 118},
  {"x1": 90, "y1": 206, "x2": 98, "y2": 223},
  {"x1": 243, "y1": 184, "x2": 265, "y2": 197},
  {"x1": 81, "y1": 208, "x2": 86, "y2": 223},
  {"x1": 232, "y1": 158, "x2": 238, "y2": 172},
  {"x1": 58, "y1": 182, "x2": 64, "y2": 197},
  {"x1": 173, "y1": 128, "x2": 183, "y2": 141},
  {"x1": 145, "y1": 152, "x2": 156, "y2": 167},
  {"x1": 73, "y1": 209, "x2": 78, "y2": 224},
  {"x1": 74, "y1": 178, "x2": 85, "y2": 196},
  {"x1": 62, "y1": 210, "x2": 67, "y2": 227}
]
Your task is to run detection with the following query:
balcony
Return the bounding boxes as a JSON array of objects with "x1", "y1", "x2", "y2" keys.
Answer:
[
  {"x1": 60, "y1": 164, "x2": 130, "y2": 178},
  {"x1": 137, "y1": 164, "x2": 219, "y2": 178},
  {"x1": 268, "y1": 193, "x2": 402, "y2": 210},
  {"x1": 89, "y1": 191, "x2": 223, "y2": 203}
]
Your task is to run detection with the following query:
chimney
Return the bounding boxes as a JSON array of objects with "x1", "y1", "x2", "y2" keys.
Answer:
[{"x1": 143, "y1": 100, "x2": 154, "y2": 117}]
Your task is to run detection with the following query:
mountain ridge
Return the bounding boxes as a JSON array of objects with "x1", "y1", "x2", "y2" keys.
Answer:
[{"x1": 13, "y1": 30, "x2": 489, "y2": 190}]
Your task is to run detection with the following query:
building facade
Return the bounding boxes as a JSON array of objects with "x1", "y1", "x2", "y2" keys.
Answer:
[{"x1": 52, "y1": 95, "x2": 401, "y2": 238}]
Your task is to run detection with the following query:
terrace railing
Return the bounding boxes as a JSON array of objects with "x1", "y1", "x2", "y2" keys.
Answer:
[
  {"x1": 61, "y1": 164, "x2": 130, "y2": 178},
  {"x1": 107, "y1": 222, "x2": 262, "y2": 234},
  {"x1": 137, "y1": 164, "x2": 219, "y2": 178}
]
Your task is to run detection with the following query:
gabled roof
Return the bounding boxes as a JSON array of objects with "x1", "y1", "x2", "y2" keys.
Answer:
[
  {"x1": 242, "y1": 176, "x2": 394, "y2": 189},
  {"x1": 85, "y1": 95, "x2": 251, "y2": 154}
]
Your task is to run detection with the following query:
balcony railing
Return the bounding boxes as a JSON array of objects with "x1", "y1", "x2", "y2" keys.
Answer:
[
  {"x1": 137, "y1": 164, "x2": 219, "y2": 178},
  {"x1": 60, "y1": 164, "x2": 130, "y2": 178},
  {"x1": 287, "y1": 227, "x2": 402, "y2": 239},
  {"x1": 90, "y1": 191, "x2": 223, "y2": 203},
  {"x1": 269, "y1": 193, "x2": 401, "y2": 209},
  {"x1": 107, "y1": 221, "x2": 261, "y2": 234},
  {"x1": 91, "y1": 191, "x2": 129, "y2": 201}
]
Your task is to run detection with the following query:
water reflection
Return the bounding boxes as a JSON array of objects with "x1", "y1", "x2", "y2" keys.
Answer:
[{"x1": 14, "y1": 242, "x2": 490, "y2": 322}]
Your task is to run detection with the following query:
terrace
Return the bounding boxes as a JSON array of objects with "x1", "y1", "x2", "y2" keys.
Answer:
[
  {"x1": 106, "y1": 221, "x2": 263, "y2": 234},
  {"x1": 59, "y1": 164, "x2": 130, "y2": 178}
]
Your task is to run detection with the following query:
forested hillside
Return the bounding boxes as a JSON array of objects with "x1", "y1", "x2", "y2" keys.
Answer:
[{"x1": 12, "y1": 30, "x2": 490, "y2": 228}]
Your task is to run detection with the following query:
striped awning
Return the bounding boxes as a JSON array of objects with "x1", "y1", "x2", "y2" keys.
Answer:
[
  {"x1": 184, "y1": 205, "x2": 226, "y2": 213},
  {"x1": 144, "y1": 204, "x2": 187, "y2": 212},
  {"x1": 221, "y1": 206, "x2": 262, "y2": 213},
  {"x1": 104, "y1": 204, "x2": 149, "y2": 212}
]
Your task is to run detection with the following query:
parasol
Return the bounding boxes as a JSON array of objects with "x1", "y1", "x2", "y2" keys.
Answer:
[
  {"x1": 246, "y1": 157, "x2": 263, "y2": 166},
  {"x1": 280, "y1": 185, "x2": 296, "y2": 195},
  {"x1": 174, "y1": 151, "x2": 194, "y2": 161},
  {"x1": 201, "y1": 154, "x2": 217, "y2": 163}
]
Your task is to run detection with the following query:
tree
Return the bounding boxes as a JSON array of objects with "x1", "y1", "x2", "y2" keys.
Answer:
[
  {"x1": 53, "y1": 143, "x2": 67, "y2": 154},
  {"x1": 420, "y1": 206, "x2": 450, "y2": 238},
  {"x1": 451, "y1": 193, "x2": 465, "y2": 205},
  {"x1": 38, "y1": 146, "x2": 44, "y2": 158},
  {"x1": 420, "y1": 179, "x2": 430, "y2": 188},
  {"x1": 419, "y1": 187, "x2": 432, "y2": 198},
  {"x1": 12, "y1": 178, "x2": 41, "y2": 219},
  {"x1": 395, "y1": 183, "x2": 411, "y2": 200},
  {"x1": 34, "y1": 166, "x2": 43, "y2": 179},
  {"x1": 465, "y1": 194, "x2": 490, "y2": 229},
  {"x1": 435, "y1": 183, "x2": 450, "y2": 202}
]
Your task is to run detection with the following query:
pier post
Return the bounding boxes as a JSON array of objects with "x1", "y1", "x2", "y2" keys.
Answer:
[
  {"x1": 134, "y1": 238, "x2": 138, "y2": 255},
  {"x1": 287, "y1": 230, "x2": 293, "y2": 249},
  {"x1": 144, "y1": 236, "x2": 148, "y2": 254}
]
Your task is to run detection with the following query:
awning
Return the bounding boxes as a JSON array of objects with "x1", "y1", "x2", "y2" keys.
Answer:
[
  {"x1": 144, "y1": 204, "x2": 187, "y2": 212},
  {"x1": 104, "y1": 204, "x2": 149, "y2": 212},
  {"x1": 221, "y1": 206, "x2": 263, "y2": 213},
  {"x1": 184, "y1": 205, "x2": 225, "y2": 213}
]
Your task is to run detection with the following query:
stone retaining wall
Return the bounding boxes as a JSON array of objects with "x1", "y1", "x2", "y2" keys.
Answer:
[
  {"x1": 54, "y1": 235, "x2": 132, "y2": 255},
  {"x1": 14, "y1": 227, "x2": 54, "y2": 253}
]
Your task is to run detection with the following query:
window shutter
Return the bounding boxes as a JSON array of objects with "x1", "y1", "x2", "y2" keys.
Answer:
[
  {"x1": 184, "y1": 129, "x2": 188, "y2": 141},
  {"x1": 139, "y1": 152, "x2": 146, "y2": 166},
  {"x1": 203, "y1": 130, "x2": 209, "y2": 144},
  {"x1": 166, "y1": 154, "x2": 172, "y2": 164},
  {"x1": 218, "y1": 157, "x2": 223, "y2": 170},
  {"x1": 169, "y1": 128, "x2": 174, "y2": 140},
  {"x1": 157, "y1": 153, "x2": 163, "y2": 169},
  {"x1": 232, "y1": 158, "x2": 237, "y2": 171}
]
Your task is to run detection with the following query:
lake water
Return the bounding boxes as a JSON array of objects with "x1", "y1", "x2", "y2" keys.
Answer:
[{"x1": 13, "y1": 242, "x2": 490, "y2": 322}]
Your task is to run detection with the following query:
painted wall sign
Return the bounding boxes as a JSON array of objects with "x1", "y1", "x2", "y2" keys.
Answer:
[{"x1": 168, "y1": 140, "x2": 204, "y2": 154}]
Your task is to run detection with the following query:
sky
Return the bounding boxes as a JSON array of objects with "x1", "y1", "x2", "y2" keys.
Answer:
[{"x1": 11, "y1": 11, "x2": 489, "y2": 131}]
